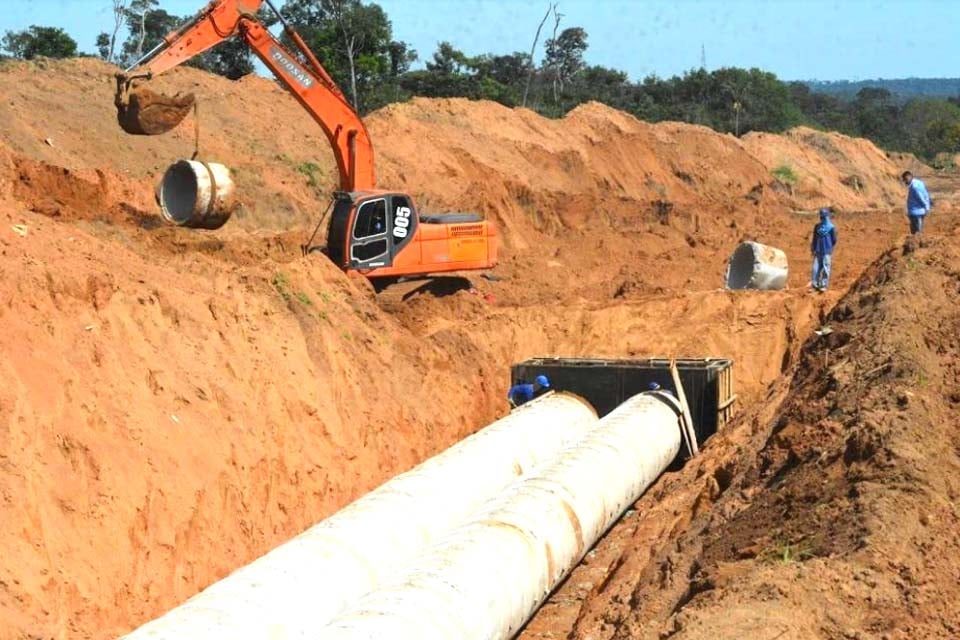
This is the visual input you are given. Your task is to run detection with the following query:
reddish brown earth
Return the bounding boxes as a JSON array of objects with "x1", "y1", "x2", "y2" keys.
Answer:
[
  {"x1": 0, "y1": 57, "x2": 957, "y2": 639},
  {"x1": 525, "y1": 221, "x2": 960, "y2": 640}
]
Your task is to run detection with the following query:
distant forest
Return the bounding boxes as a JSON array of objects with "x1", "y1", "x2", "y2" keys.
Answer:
[
  {"x1": 805, "y1": 78, "x2": 960, "y2": 102},
  {"x1": 3, "y1": 1, "x2": 960, "y2": 164}
]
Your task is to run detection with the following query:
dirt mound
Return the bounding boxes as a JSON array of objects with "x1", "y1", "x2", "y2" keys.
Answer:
[
  {"x1": 742, "y1": 126, "x2": 906, "y2": 211},
  {"x1": 0, "y1": 203, "x2": 510, "y2": 638},
  {"x1": 369, "y1": 98, "x2": 777, "y2": 248},
  {"x1": 6, "y1": 153, "x2": 142, "y2": 224},
  {"x1": 0, "y1": 58, "x2": 330, "y2": 231},
  {"x1": 672, "y1": 237, "x2": 960, "y2": 639},
  {"x1": 0, "y1": 57, "x2": 919, "y2": 302}
]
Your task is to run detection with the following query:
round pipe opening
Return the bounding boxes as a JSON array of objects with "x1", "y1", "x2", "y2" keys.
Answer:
[
  {"x1": 726, "y1": 243, "x2": 756, "y2": 289},
  {"x1": 159, "y1": 161, "x2": 200, "y2": 225}
]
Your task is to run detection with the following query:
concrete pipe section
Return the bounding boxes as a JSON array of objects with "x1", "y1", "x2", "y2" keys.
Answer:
[
  {"x1": 725, "y1": 241, "x2": 788, "y2": 290},
  {"x1": 121, "y1": 392, "x2": 598, "y2": 639},
  {"x1": 157, "y1": 159, "x2": 238, "y2": 230},
  {"x1": 314, "y1": 392, "x2": 683, "y2": 640}
]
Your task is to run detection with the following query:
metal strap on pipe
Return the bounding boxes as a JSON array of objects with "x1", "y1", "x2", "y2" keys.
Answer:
[
  {"x1": 315, "y1": 392, "x2": 682, "y2": 640},
  {"x1": 121, "y1": 392, "x2": 598, "y2": 639}
]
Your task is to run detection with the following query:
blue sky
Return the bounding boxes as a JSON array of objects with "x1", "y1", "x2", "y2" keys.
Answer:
[{"x1": 3, "y1": 0, "x2": 958, "y2": 81}]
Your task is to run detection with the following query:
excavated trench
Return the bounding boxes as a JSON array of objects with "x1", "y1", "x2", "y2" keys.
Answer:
[
  {"x1": 1, "y1": 151, "x2": 919, "y2": 640},
  {"x1": 518, "y1": 212, "x2": 960, "y2": 640},
  {"x1": 3, "y1": 58, "x2": 959, "y2": 640},
  {"x1": 110, "y1": 237, "x2": 914, "y2": 639}
]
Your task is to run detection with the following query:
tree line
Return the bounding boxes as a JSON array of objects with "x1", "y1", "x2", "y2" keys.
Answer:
[
  {"x1": 807, "y1": 78, "x2": 960, "y2": 102},
  {"x1": 3, "y1": 0, "x2": 960, "y2": 162}
]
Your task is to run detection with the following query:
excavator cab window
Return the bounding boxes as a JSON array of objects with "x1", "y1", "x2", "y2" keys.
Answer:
[
  {"x1": 354, "y1": 199, "x2": 387, "y2": 239},
  {"x1": 350, "y1": 198, "x2": 390, "y2": 266}
]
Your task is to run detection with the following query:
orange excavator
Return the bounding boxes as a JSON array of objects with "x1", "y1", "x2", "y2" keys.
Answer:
[{"x1": 115, "y1": 0, "x2": 497, "y2": 280}]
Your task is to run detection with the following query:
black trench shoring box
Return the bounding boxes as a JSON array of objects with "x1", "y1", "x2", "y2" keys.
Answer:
[{"x1": 511, "y1": 357, "x2": 736, "y2": 446}]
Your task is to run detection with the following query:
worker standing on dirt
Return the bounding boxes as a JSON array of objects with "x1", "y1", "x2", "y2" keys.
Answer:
[
  {"x1": 902, "y1": 171, "x2": 932, "y2": 234},
  {"x1": 810, "y1": 208, "x2": 838, "y2": 292},
  {"x1": 508, "y1": 375, "x2": 551, "y2": 409}
]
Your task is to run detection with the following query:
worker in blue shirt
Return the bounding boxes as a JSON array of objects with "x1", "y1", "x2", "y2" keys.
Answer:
[
  {"x1": 508, "y1": 375, "x2": 550, "y2": 409},
  {"x1": 902, "y1": 171, "x2": 931, "y2": 234},
  {"x1": 810, "y1": 208, "x2": 838, "y2": 292}
]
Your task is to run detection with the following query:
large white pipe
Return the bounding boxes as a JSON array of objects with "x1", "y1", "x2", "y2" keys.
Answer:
[
  {"x1": 315, "y1": 392, "x2": 682, "y2": 640},
  {"x1": 122, "y1": 392, "x2": 597, "y2": 639}
]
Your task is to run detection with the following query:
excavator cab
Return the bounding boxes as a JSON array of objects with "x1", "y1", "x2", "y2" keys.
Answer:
[{"x1": 324, "y1": 192, "x2": 497, "y2": 278}]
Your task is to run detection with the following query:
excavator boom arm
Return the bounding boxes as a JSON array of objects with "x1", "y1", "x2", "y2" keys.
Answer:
[{"x1": 119, "y1": 0, "x2": 375, "y2": 192}]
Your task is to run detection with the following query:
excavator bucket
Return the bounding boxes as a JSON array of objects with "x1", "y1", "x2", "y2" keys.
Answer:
[{"x1": 116, "y1": 84, "x2": 195, "y2": 135}]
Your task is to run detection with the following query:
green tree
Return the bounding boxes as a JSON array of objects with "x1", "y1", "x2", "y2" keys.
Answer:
[
  {"x1": 279, "y1": 0, "x2": 414, "y2": 113},
  {"x1": 194, "y1": 37, "x2": 254, "y2": 80},
  {"x1": 543, "y1": 26, "x2": 587, "y2": 104},
  {"x1": 123, "y1": 0, "x2": 160, "y2": 62},
  {"x1": 400, "y1": 42, "x2": 523, "y2": 104},
  {"x1": 1, "y1": 26, "x2": 78, "y2": 59},
  {"x1": 787, "y1": 82, "x2": 854, "y2": 132},
  {"x1": 426, "y1": 41, "x2": 469, "y2": 75},
  {"x1": 566, "y1": 65, "x2": 629, "y2": 110},
  {"x1": 116, "y1": 4, "x2": 256, "y2": 79},
  {"x1": 850, "y1": 87, "x2": 903, "y2": 147},
  {"x1": 711, "y1": 67, "x2": 803, "y2": 134},
  {"x1": 98, "y1": 1, "x2": 129, "y2": 63},
  {"x1": 619, "y1": 68, "x2": 801, "y2": 135},
  {"x1": 402, "y1": 42, "x2": 480, "y2": 99},
  {"x1": 96, "y1": 32, "x2": 112, "y2": 60},
  {"x1": 471, "y1": 52, "x2": 530, "y2": 105},
  {"x1": 121, "y1": 2, "x2": 175, "y2": 64},
  {"x1": 900, "y1": 98, "x2": 960, "y2": 157}
]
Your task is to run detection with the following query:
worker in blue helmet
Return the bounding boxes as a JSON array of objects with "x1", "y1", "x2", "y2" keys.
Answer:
[
  {"x1": 647, "y1": 381, "x2": 676, "y2": 397},
  {"x1": 508, "y1": 374, "x2": 551, "y2": 409}
]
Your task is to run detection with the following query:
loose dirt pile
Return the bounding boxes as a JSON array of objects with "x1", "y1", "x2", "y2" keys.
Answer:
[
  {"x1": 0, "y1": 58, "x2": 916, "y2": 302},
  {"x1": 0, "y1": 59, "x2": 916, "y2": 292},
  {"x1": 742, "y1": 126, "x2": 908, "y2": 211},
  {"x1": 0, "y1": 57, "x2": 956, "y2": 640}
]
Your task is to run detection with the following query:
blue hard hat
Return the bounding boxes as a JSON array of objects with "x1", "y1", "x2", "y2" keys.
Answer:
[
  {"x1": 535, "y1": 374, "x2": 550, "y2": 388},
  {"x1": 648, "y1": 381, "x2": 661, "y2": 391},
  {"x1": 819, "y1": 208, "x2": 831, "y2": 218}
]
